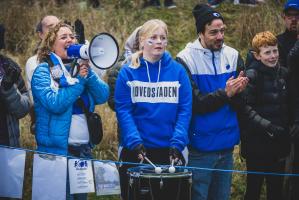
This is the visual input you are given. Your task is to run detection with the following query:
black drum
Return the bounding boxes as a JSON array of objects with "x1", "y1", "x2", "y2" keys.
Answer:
[{"x1": 127, "y1": 166, "x2": 192, "y2": 200}]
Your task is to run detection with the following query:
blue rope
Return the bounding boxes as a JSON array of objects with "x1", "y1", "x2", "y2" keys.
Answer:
[{"x1": 1, "y1": 144, "x2": 298, "y2": 177}]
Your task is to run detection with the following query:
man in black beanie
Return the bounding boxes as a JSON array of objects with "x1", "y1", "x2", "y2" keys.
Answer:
[{"x1": 177, "y1": 4, "x2": 248, "y2": 200}]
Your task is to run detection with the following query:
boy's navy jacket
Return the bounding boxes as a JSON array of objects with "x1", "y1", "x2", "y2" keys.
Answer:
[{"x1": 115, "y1": 51, "x2": 192, "y2": 152}]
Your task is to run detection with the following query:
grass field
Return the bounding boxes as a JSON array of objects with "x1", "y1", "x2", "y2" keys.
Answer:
[{"x1": 0, "y1": 0, "x2": 286, "y2": 199}]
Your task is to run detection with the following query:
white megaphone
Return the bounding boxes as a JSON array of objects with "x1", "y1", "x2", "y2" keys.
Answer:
[{"x1": 67, "y1": 32, "x2": 119, "y2": 70}]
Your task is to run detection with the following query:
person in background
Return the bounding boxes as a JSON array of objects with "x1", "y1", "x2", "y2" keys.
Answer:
[
  {"x1": 31, "y1": 22, "x2": 109, "y2": 199},
  {"x1": 277, "y1": 0, "x2": 299, "y2": 68},
  {"x1": 107, "y1": 26, "x2": 141, "y2": 111},
  {"x1": 176, "y1": 4, "x2": 248, "y2": 200},
  {"x1": 0, "y1": 24, "x2": 31, "y2": 148},
  {"x1": 114, "y1": 19, "x2": 192, "y2": 200},
  {"x1": 241, "y1": 31, "x2": 290, "y2": 200},
  {"x1": 287, "y1": 21, "x2": 299, "y2": 200},
  {"x1": 25, "y1": 15, "x2": 60, "y2": 102},
  {"x1": 143, "y1": 0, "x2": 176, "y2": 9}
]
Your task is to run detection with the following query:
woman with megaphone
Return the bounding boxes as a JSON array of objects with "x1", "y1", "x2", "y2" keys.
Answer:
[
  {"x1": 114, "y1": 19, "x2": 192, "y2": 200},
  {"x1": 31, "y1": 22, "x2": 109, "y2": 199}
]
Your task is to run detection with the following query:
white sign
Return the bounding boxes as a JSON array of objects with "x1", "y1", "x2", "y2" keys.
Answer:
[
  {"x1": 68, "y1": 159, "x2": 95, "y2": 194},
  {"x1": 94, "y1": 161, "x2": 120, "y2": 196},
  {"x1": 32, "y1": 154, "x2": 67, "y2": 200},
  {"x1": 0, "y1": 147, "x2": 26, "y2": 198}
]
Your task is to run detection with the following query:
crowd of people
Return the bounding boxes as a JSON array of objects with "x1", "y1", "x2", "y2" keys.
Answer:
[{"x1": 1, "y1": 0, "x2": 299, "y2": 199}]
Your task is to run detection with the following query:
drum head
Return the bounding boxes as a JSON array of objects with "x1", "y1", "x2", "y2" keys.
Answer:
[{"x1": 127, "y1": 165, "x2": 192, "y2": 179}]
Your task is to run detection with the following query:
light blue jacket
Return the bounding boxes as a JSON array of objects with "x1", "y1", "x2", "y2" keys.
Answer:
[{"x1": 32, "y1": 62, "x2": 109, "y2": 155}]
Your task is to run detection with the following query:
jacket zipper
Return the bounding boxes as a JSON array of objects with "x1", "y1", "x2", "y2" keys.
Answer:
[{"x1": 211, "y1": 51, "x2": 217, "y2": 75}]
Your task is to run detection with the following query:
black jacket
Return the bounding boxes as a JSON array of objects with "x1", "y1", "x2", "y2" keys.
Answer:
[
  {"x1": 0, "y1": 54, "x2": 31, "y2": 146},
  {"x1": 288, "y1": 40, "x2": 299, "y2": 125},
  {"x1": 240, "y1": 61, "x2": 290, "y2": 159},
  {"x1": 277, "y1": 29, "x2": 298, "y2": 69}
]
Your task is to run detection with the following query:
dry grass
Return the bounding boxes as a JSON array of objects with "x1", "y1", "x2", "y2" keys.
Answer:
[{"x1": 0, "y1": 0, "x2": 285, "y2": 199}]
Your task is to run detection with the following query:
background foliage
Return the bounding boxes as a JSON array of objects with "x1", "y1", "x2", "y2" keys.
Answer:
[{"x1": 0, "y1": 0, "x2": 285, "y2": 199}]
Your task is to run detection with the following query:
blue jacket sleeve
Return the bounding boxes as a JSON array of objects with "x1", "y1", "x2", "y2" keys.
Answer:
[
  {"x1": 31, "y1": 63, "x2": 86, "y2": 114},
  {"x1": 85, "y1": 68, "x2": 109, "y2": 106},
  {"x1": 170, "y1": 66, "x2": 192, "y2": 151},
  {"x1": 115, "y1": 68, "x2": 143, "y2": 150}
]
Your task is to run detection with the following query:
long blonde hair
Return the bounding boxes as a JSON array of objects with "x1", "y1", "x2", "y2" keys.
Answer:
[
  {"x1": 131, "y1": 19, "x2": 168, "y2": 68},
  {"x1": 37, "y1": 22, "x2": 73, "y2": 62}
]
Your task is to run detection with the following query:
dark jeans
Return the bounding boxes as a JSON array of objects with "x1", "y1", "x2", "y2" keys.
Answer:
[
  {"x1": 244, "y1": 158, "x2": 286, "y2": 200},
  {"x1": 118, "y1": 147, "x2": 185, "y2": 200}
]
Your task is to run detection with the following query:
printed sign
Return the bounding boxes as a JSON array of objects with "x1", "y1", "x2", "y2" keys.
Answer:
[
  {"x1": 68, "y1": 159, "x2": 95, "y2": 194},
  {"x1": 128, "y1": 81, "x2": 180, "y2": 103},
  {"x1": 94, "y1": 161, "x2": 120, "y2": 196}
]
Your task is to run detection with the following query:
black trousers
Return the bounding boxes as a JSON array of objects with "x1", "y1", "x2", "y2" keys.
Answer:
[
  {"x1": 244, "y1": 158, "x2": 286, "y2": 200},
  {"x1": 290, "y1": 144, "x2": 299, "y2": 200},
  {"x1": 118, "y1": 148, "x2": 185, "y2": 200},
  {"x1": 149, "y1": 0, "x2": 173, "y2": 5}
]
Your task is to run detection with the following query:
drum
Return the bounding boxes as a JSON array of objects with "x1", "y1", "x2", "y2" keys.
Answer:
[{"x1": 127, "y1": 166, "x2": 192, "y2": 200}]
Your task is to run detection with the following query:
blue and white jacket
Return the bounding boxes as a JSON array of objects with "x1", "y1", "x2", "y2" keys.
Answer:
[
  {"x1": 115, "y1": 52, "x2": 192, "y2": 152},
  {"x1": 177, "y1": 39, "x2": 243, "y2": 152},
  {"x1": 32, "y1": 62, "x2": 109, "y2": 155}
]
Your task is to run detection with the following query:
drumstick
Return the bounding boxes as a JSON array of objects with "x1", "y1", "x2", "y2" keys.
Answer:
[
  {"x1": 144, "y1": 156, "x2": 157, "y2": 168},
  {"x1": 169, "y1": 159, "x2": 176, "y2": 173},
  {"x1": 144, "y1": 156, "x2": 162, "y2": 174}
]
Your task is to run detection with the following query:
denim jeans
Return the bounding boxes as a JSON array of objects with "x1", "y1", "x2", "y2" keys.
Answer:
[
  {"x1": 188, "y1": 147, "x2": 233, "y2": 200},
  {"x1": 66, "y1": 144, "x2": 92, "y2": 200}
]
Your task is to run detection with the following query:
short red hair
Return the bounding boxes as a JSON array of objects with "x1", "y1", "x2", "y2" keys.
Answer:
[{"x1": 252, "y1": 31, "x2": 277, "y2": 54}]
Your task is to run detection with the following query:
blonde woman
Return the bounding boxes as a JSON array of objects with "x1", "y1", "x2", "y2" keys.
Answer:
[{"x1": 114, "y1": 19, "x2": 192, "y2": 200}]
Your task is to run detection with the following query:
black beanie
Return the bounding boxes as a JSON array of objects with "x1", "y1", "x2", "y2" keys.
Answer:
[{"x1": 192, "y1": 4, "x2": 224, "y2": 34}]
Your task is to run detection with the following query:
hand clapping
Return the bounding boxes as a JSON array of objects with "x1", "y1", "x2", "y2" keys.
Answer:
[{"x1": 225, "y1": 71, "x2": 249, "y2": 97}]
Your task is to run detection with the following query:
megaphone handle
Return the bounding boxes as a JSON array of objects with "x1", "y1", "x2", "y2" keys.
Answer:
[{"x1": 70, "y1": 61, "x2": 80, "y2": 78}]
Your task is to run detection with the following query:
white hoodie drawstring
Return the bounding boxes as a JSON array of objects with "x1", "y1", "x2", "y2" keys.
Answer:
[{"x1": 145, "y1": 60, "x2": 161, "y2": 83}]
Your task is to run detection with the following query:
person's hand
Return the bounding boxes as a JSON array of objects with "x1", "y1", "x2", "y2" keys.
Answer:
[
  {"x1": 78, "y1": 60, "x2": 89, "y2": 78},
  {"x1": 169, "y1": 147, "x2": 183, "y2": 166},
  {"x1": 134, "y1": 143, "x2": 146, "y2": 160},
  {"x1": 74, "y1": 19, "x2": 85, "y2": 44},
  {"x1": 236, "y1": 71, "x2": 249, "y2": 93},
  {"x1": 266, "y1": 123, "x2": 286, "y2": 139},
  {"x1": 1, "y1": 64, "x2": 21, "y2": 90},
  {"x1": 290, "y1": 124, "x2": 299, "y2": 140},
  {"x1": 225, "y1": 72, "x2": 249, "y2": 97}
]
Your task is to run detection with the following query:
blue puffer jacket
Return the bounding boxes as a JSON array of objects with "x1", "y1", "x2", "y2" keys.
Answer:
[{"x1": 32, "y1": 62, "x2": 109, "y2": 155}]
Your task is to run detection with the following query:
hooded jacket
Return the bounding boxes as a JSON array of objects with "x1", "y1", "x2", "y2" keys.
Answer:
[
  {"x1": 115, "y1": 51, "x2": 192, "y2": 151},
  {"x1": 177, "y1": 39, "x2": 243, "y2": 152},
  {"x1": 32, "y1": 62, "x2": 109, "y2": 155}
]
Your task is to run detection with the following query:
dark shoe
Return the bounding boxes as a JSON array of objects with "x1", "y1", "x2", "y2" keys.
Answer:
[
  {"x1": 236, "y1": 0, "x2": 257, "y2": 6},
  {"x1": 207, "y1": 0, "x2": 224, "y2": 8},
  {"x1": 164, "y1": 2, "x2": 176, "y2": 9},
  {"x1": 142, "y1": 0, "x2": 161, "y2": 8}
]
